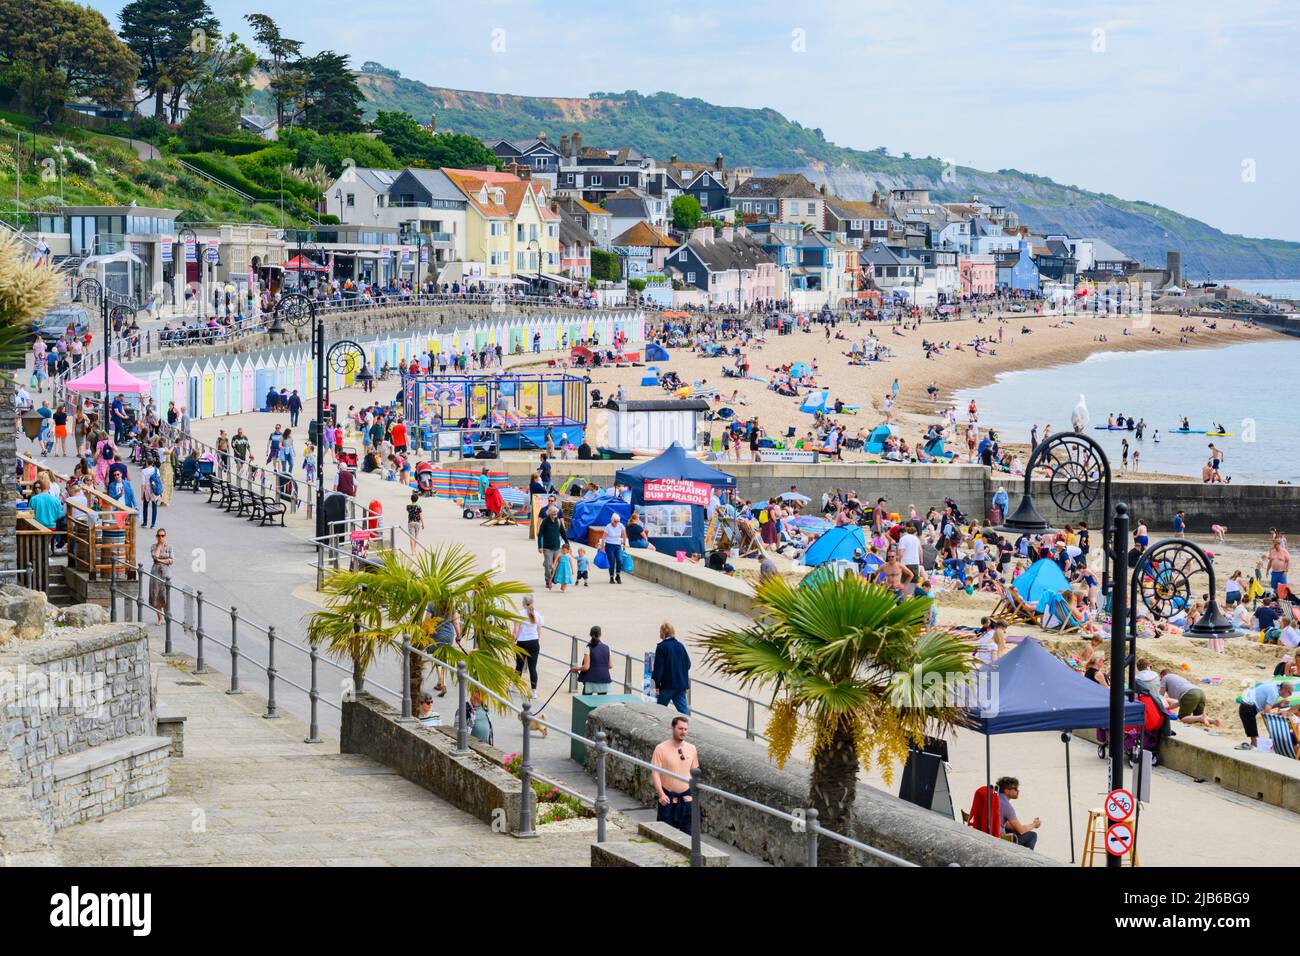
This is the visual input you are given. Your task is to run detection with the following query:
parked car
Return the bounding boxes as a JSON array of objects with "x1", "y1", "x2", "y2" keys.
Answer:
[{"x1": 33, "y1": 306, "x2": 89, "y2": 344}]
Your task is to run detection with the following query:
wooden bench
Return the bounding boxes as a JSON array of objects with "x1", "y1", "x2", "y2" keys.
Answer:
[
  {"x1": 206, "y1": 476, "x2": 226, "y2": 505},
  {"x1": 235, "y1": 487, "x2": 257, "y2": 518}
]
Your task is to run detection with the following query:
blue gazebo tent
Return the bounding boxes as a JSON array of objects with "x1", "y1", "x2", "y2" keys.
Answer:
[
  {"x1": 615, "y1": 443, "x2": 735, "y2": 555},
  {"x1": 801, "y1": 525, "x2": 865, "y2": 567},
  {"x1": 964, "y1": 638, "x2": 1144, "y2": 857},
  {"x1": 1011, "y1": 558, "x2": 1071, "y2": 612}
]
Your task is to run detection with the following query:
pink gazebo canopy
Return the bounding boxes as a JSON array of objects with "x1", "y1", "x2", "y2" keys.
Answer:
[{"x1": 66, "y1": 357, "x2": 152, "y2": 396}]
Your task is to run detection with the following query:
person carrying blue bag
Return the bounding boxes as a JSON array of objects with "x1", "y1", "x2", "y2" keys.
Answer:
[{"x1": 601, "y1": 512, "x2": 629, "y2": 584}]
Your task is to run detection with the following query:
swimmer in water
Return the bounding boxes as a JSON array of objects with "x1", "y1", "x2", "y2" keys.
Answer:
[{"x1": 1153, "y1": 430, "x2": 1161, "y2": 443}]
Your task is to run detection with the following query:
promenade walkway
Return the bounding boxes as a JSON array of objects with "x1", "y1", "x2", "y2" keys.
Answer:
[
  {"x1": 25, "y1": 380, "x2": 1300, "y2": 866},
  {"x1": 54, "y1": 642, "x2": 604, "y2": 866}
]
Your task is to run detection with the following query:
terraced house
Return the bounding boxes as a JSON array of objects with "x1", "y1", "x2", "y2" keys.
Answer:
[
  {"x1": 442, "y1": 169, "x2": 561, "y2": 287},
  {"x1": 728, "y1": 173, "x2": 824, "y2": 228}
]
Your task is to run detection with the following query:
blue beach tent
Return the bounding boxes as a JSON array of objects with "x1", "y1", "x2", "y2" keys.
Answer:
[
  {"x1": 801, "y1": 525, "x2": 866, "y2": 567},
  {"x1": 645, "y1": 343, "x2": 670, "y2": 362},
  {"x1": 799, "y1": 390, "x2": 829, "y2": 415},
  {"x1": 1011, "y1": 558, "x2": 1071, "y2": 612},
  {"x1": 865, "y1": 424, "x2": 897, "y2": 453}
]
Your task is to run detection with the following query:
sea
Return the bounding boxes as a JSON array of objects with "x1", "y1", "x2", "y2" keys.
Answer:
[
  {"x1": 953, "y1": 339, "x2": 1300, "y2": 484},
  {"x1": 1215, "y1": 279, "x2": 1300, "y2": 300}
]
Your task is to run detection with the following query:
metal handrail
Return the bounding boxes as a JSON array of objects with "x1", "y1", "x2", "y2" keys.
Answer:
[{"x1": 402, "y1": 641, "x2": 917, "y2": 867}]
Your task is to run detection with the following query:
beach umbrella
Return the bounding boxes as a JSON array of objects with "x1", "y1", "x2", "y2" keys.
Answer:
[
  {"x1": 786, "y1": 514, "x2": 832, "y2": 534},
  {"x1": 780, "y1": 491, "x2": 811, "y2": 503}
]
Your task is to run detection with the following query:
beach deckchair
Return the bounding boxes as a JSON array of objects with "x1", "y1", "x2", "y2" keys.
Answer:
[
  {"x1": 1263, "y1": 713, "x2": 1299, "y2": 760},
  {"x1": 1040, "y1": 592, "x2": 1083, "y2": 633},
  {"x1": 990, "y1": 588, "x2": 1041, "y2": 626}
]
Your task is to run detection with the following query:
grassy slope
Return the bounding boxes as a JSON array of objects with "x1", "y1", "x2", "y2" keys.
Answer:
[{"x1": 0, "y1": 111, "x2": 310, "y2": 229}]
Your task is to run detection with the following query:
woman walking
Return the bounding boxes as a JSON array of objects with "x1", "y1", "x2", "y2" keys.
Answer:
[
  {"x1": 512, "y1": 594, "x2": 543, "y2": 699},
  {"x1": 148, "y1": 529, "x2": 174, "y2": 626}
]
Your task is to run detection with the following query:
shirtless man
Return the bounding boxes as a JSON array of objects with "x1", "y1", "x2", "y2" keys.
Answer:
[
  {"x1": 880, "y1": 549, "x2": 914, "y2": 600},
  {"x1": 651, "y1": 716, "x2": 699, "y2": 835},
  {"x1": 1266, "y1": 539, "x2": 1291, "y2": 592}
]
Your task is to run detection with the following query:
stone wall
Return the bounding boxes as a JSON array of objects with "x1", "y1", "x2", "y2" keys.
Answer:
[
  {"x1": 586, "y1": 701, "x2": 1055, "y2": 867},
  {"x1": 0, "y1": 622, "x2": 164, "y2": 830},
  {"x1": 340, "y1": 693, "x2": 527, "y2": 829},
  {"x1": 481, "y1": 458, "x2": 1300, "y2": 536}
]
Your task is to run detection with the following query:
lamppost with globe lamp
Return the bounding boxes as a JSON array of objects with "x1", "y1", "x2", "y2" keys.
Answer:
[
  {"x1": 74, "y1": 277, "x2": 134, "y2": 431},
  {"x1": 269, "y1": 292, "x2": 370, "y2": 538}
]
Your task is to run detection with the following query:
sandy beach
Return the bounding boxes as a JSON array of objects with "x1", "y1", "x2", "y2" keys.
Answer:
[{"x1": 538, "y1": 307, "x2": 1278, "y2": 478}]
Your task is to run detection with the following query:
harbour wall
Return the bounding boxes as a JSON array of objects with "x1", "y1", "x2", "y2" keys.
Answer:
[{"x1": 478, "y1": 459, "x2": 1296, "y2": 534}]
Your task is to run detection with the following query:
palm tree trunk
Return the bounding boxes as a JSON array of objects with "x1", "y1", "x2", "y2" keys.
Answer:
[
  {"x1": 409, "y1": 651, "x2": 424, "y2": 709},
  {"x1": 808, "y1": 719, "x2": 858, "y2": 867}
]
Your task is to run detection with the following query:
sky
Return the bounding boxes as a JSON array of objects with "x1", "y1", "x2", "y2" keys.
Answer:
[{"x1": 87, "y1": 0, "x2": 1300, "y2": 242}]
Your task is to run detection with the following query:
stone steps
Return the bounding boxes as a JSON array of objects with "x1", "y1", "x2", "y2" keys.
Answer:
[{"x1": 588, "y1": 821, "x2": 730, "y2": 867}]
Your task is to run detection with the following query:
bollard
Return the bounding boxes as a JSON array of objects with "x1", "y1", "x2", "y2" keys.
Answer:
[
  {"x1": 746, "y1": 699, "x2": 756, "y2": 741},
  {"x1": 594, "y1": 730, "x2": 609, "y2": 844},
  {"x1": 227, "y1": 606, "x2": 240, "y2": 694},
  {"x1": 163, "y1": 582, "x2": 173, "y2": 655},
  {"x1": 690, "y1": 767, "x2": 703, "y2": 867},
  {"x1": 305, "y1": 644, "x2": 321, "y2": 743},
  {"x1": 109, "y1": 560, "x2": 118, "y2": 622},
  {"x1": 194, "y1": 590, "x2": 206, "y2": 674},
  {"x1": 135, "y1": 562, "x2": 145, "y2": 622},
  {"x1": 400, "y1": 640, "x2": 412, "y2": 720},
  {"x1": 455, "y1": 662, "x2": 469, "y2": 753},
  {"x1": 516, "y1": 703, "x2": 536, "y2": 838},
  {"x1": 265, "y1": 626, "x2": 279, "y2": 718},
  {"x1": 805, "y1": 807, "x2": 820, "y2": 868},
  {"x1": 568, "y1": 634, "x2": 581, "y2": 694}
]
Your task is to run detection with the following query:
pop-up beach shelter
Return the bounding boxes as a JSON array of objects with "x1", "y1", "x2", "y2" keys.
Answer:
[
  {"x1": 66, "y1": 357, "x2": 152, "y2": 395},
  {"x1": 865, "y1": 424, "x2": 897, "y2": 453},
  {"x1": 799, "y1": 390, "x2": 828, "y2": 415},
  {"x1": 965, "y1": 638, "x2": 1144, "y2": 859},
  {"x1": 615, "y1": 442, "x2": 735, "y2": 555},
  {"x1": 645, "y1": 342, "x2": 670, "y2": 362},
  {"x1": 1011, "y1": 558, "x2": 1071, "y2": 612},
  {"x1": 801, "y1": 524, "x2": 865, "y2": 567}
]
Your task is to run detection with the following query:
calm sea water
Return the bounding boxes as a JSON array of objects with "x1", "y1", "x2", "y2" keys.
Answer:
[
  {"x1": 1215, "y1": 279, "x2": 1300, "y2": 300},
  {"x1": 954, "y1": 340, "x2": 1300, "y2": 484}
]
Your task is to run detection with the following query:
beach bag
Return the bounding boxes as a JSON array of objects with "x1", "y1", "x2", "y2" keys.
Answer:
[
  {"x1": 620, "y1": 550, "x2": 634, "y2": 574},
  {"x1": 593, "y1": 549, "x2": 609, "y2": 570}
]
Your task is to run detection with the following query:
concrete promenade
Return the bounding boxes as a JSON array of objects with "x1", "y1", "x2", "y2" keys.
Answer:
[{"x1": 23, "y1": 381, "x2": 1300, "y2": 866}]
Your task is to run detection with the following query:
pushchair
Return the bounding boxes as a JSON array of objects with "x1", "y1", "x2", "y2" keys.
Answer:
[{"x1": 1095, "y1": 691, "x2": 1167, "y2": 767}]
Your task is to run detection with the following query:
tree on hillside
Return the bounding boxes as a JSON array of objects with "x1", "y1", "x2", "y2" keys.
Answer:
[
  {"x1": 671, "y1": 194, "x2": 703, "y2": 231},
  {"x1": 0, "y1": 0, "x2": 139, "y2": 121},
  {"x1": 290, "y1": 51, "x2": 364, "y2": 133},
  {"x1": 243, "y1": 13, "x2": 302, "y2": 128},
  {"x1": 371, "y1": 110, "x2": 502, "y2": 170},
  {"x1": 179, "y1": 33, "x2": 257, "y2": 149},
  {"x1": 277, "y1": 127, "x2": 396, "y2": 178},
  {"x1": 119, "y1": 0, "x2": 220, "y2": 123}
]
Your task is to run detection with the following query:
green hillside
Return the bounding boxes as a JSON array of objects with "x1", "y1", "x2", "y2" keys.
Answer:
[
  {"x1": 0, "y1": 110, "x2": 314, "y2": 230},
  {"x1": 354, "y1": 69, "x2": 1300, "y2": 279}
]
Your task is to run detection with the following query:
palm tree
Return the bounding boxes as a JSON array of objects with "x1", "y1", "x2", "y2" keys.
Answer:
[
  {"x1": 699, "y1": 572, "x2": 973, "y2": 866},
  {"x1": 306, "y1": 544, "x2": 529, "y2": 707}
]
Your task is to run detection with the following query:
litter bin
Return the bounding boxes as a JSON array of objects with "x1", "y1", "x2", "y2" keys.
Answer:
[{"x1": 570, "y1": 694, "x2": 643, "y2": 764}]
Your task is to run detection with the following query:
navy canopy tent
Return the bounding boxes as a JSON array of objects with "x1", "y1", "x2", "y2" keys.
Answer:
[
  {"x1": 964, "y1": 638, "x2": 1144, "y2": 858},
  {"x1": 968, "y1": 638, "x2": 1144, "y2": 735},
  {"x1": 615, "y1": 443, "x2": 735, "y2": 556}
]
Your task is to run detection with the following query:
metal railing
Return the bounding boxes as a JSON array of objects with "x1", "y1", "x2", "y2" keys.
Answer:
[
  {"x1": 104, "y1": 554, "x2": 401, "y2": 744},
  {"x1": 399, "y1": 641, "x2": 918, "y2": 868}
]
